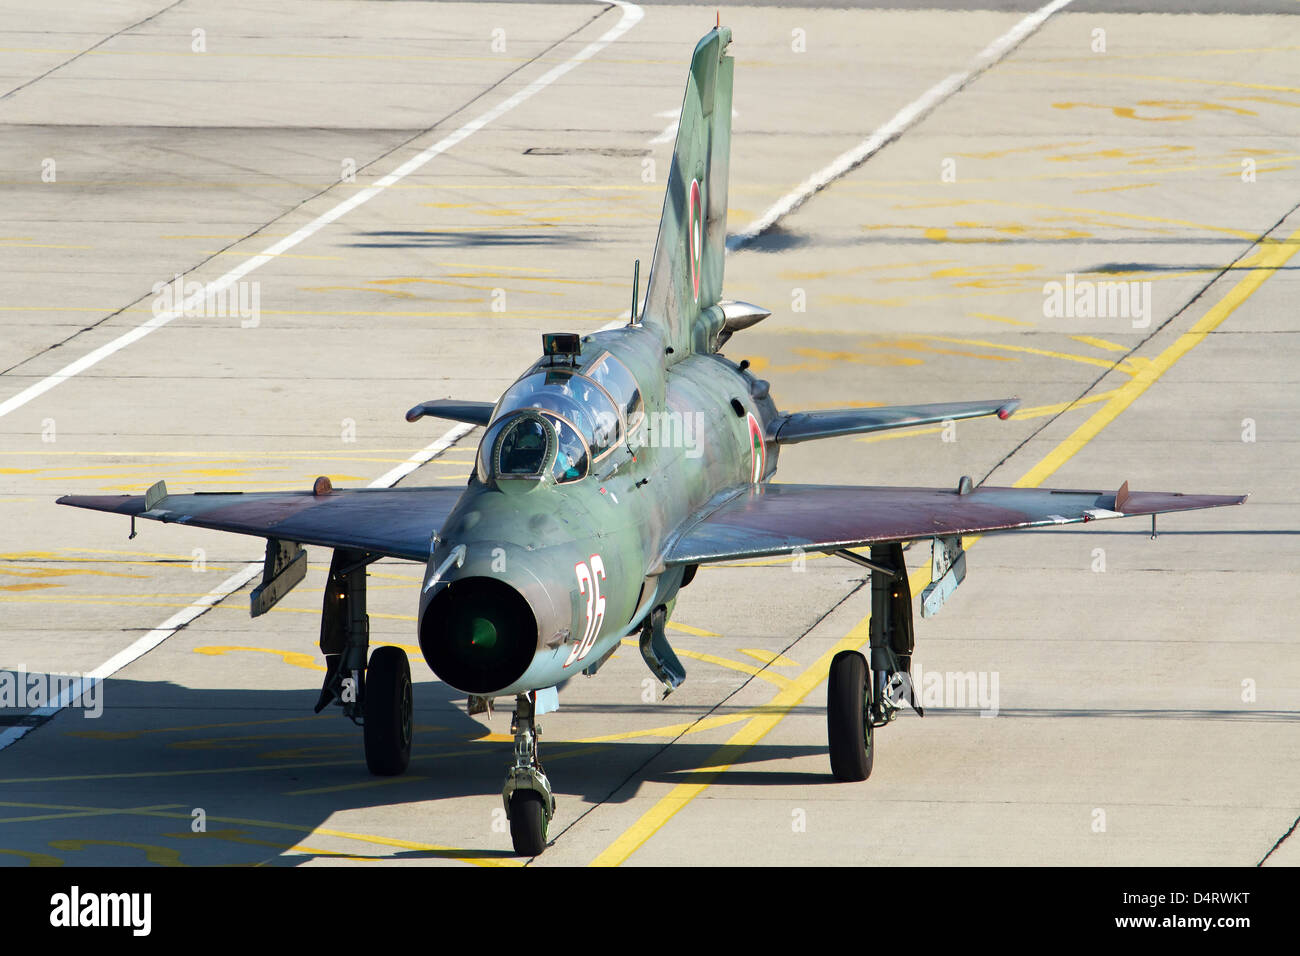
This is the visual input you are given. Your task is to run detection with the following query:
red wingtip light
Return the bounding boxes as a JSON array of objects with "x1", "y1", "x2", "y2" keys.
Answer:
[{"x1": 997, "y1": 408, "x2": 1010, "y2": 420}]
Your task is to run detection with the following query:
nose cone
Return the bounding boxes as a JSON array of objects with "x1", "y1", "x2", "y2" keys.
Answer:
[{"x1": 420, "y1": 576, "x2": 537, "y2": 695}]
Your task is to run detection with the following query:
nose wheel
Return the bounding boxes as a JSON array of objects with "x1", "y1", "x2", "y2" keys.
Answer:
[
  {"x1": 502, "y1": 691, "x2": 555, "y2": 856},
  {"x1": 508, "y1": 790, "x2": 549, "y2": 857}
]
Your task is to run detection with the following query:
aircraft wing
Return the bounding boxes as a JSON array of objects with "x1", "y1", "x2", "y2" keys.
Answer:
[
  {"x1": 405, "y1": 399, "x2": 495, "y2": 426},
  {"x1": 663, "y1": 482, "x2": 1247, "y2": 565},
  {"x1": 58, "y1": 484, "x2": 465, "y2": 562},
  {"x1": 768, "y1": 398, "x2": 1019, "y2": 445}
]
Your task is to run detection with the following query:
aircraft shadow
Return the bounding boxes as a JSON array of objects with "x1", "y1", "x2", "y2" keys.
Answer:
[
  {"x1": 0, "y1": 673, "x2": 836, "y2": 866},
  {"x1": 736, "y1": 225, "x2": 1294, "y2": 255},
  {"x1": 347, "y1": 230, "x2": 590, "y2": 248}
]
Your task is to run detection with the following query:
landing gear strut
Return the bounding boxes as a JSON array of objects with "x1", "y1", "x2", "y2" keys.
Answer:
[
  {"x1": 827, "y1": 542, "x2": 920, "y2": 780},
  {"x1": 314, "y1": 548, "x2": 414, "y2": 776},
  {"x1": 867, "y1": 542, "x2": 921, "y2": 728},
  {"x1": 502, "y1": 690, "x2": 555, "y2": 856},
  {"x1": 315, "y1": 549, "x2": 374, "y2": 721}
]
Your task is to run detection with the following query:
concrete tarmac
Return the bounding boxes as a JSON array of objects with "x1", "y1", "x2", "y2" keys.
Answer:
[{"x1": 0, "y1": 0, "x2": 1297, "y2": 867}]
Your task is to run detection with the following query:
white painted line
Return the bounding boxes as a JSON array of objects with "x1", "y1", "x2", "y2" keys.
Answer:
[
  {"x1": 0, "y1": 1, "x2": 645, "y2": 421},
  {"x1": 369, "y1": 423, "x2": 476, "y2": 489},
  {"x1": 650, "y1": 108, "x2": 680, "y2": 145},
  {"x1": 727, "y1": 0, "x2": 1074, "y2": 250}
]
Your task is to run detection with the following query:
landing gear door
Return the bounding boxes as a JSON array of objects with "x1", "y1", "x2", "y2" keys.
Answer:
[{"x1": 920, "y1": 535, "x2": 966, "y2": 619}]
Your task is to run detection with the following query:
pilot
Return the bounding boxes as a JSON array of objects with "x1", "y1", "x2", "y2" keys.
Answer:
[{"x1": 553, "y1": 424, "x2": 587, "y2": 481}]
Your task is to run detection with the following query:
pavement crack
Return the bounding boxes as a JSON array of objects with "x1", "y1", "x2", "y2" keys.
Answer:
[
  {"x1": 1257, "y1": 811, "x2": 1299, "y2": 866},
  {"x1": 0, "y1": 0, "x2": 187, "y2": 103}
]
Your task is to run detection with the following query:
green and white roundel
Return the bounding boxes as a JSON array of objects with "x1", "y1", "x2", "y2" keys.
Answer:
[{"x1": 688, "y1": 178, "x2": 703, "y2": 303}]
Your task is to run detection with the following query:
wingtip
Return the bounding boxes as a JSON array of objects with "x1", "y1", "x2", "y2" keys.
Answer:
[{"x1": 996, "y1": 398, "x2": 1021, "y2": 420}]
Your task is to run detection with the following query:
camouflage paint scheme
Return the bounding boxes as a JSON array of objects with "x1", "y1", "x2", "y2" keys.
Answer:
[{"x1": 59, "y1": 26, "x2": 1245, "y2": 707}]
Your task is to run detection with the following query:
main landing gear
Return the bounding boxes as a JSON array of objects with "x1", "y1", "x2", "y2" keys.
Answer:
[
  {"x1": 827, "y1": 542, "x2": 921, "y2": 781},
  {"x1": 502, "y1": 690, "x2": 556, "y2": 856},
  {"x1": 314, "y1": 548, "x2": 414, "y2": 777},
  {"x1": 364, "y1": 646, "x2": 413, "y2": 775},
  {"x1": 827, "y1": 650, "x2": 873, "y2": 781}
]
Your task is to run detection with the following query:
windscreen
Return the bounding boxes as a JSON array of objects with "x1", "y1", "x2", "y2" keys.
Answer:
[{"x1": 496, "y1": 368, "x2": 621, "y2": 459}]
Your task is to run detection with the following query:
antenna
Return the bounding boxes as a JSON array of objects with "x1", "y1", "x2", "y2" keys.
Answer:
[{"x1": 630, "y1": 258, "x2": 640, "y2": 324}]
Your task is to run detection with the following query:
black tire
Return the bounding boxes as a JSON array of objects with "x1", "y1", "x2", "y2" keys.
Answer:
[
  {"x1": 364, "y1": 646, "x2": 413, "y2": 776},
  {"x1": 827, "y1": 650, "x2": 873, "y2": 781},
  {"x1": 509, "y1": 790, "x2": 548, "y2": 856}
]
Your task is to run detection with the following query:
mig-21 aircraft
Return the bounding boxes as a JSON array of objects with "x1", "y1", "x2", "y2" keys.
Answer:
[{"x1": 59, "y1": 26, "x2": 1246, "y2": 856}]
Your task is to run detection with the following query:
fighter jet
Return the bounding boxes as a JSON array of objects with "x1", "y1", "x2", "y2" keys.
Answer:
[{"x1": 59, "y1": 26, "x2": 1245, "y2": 856}]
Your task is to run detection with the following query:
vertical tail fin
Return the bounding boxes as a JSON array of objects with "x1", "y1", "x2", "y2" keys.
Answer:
[{"x1": 639, "y1": 27, "x2": 734, "y2": 358}]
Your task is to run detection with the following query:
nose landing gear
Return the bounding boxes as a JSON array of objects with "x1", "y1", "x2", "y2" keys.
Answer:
[{"x1": 502, "y1": 690, "x2": 556, "y2": 856}]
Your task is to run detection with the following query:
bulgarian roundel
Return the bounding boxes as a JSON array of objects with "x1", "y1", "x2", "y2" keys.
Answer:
[
  {"x1": 688, "y1": 178, "x2": 702, "y2": 304},
  {"x1": 746, "y1": 412, "x2": 765, "y2": 484}
]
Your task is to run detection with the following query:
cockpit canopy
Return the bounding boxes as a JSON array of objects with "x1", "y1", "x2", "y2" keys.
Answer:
[
  {"x1": 476, "y1": 351, "x2": 643, "y2": 485},
  {"x1": 496, "y1": 414, "x2": 552, "y2": 476},
  {"x1": 477, "y1": 410, "x2": 588, "y2": 484}
]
